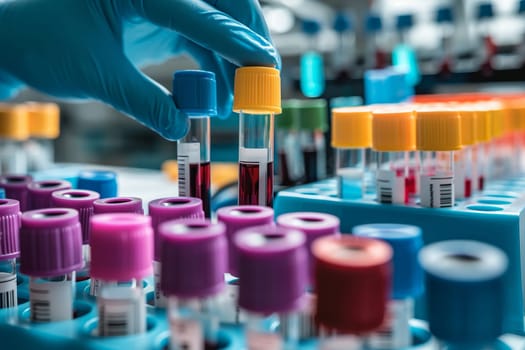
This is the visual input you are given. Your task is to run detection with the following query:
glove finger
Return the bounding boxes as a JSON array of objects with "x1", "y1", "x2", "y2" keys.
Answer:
[{"x1": 122, "y1": 0, "x2": 279, "y2": 68}]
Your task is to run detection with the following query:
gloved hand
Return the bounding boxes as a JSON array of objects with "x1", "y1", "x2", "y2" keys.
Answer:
[{"x1": 0, "y1": 0, "x2": 280, "y2": 140}]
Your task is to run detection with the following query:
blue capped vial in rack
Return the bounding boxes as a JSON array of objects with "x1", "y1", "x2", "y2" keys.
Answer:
[{"x1": 300, "y1": 19, "x2": 325, "y2": 98}]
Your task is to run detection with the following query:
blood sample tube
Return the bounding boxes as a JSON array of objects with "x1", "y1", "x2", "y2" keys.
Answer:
[
  {"x1": 93, "y1": 196, "x2": 143, "y2": 214},
  {"x1": 372, "y1": 108, "x2": 416, "y2": 204},
  {"x1": 148, "y1": 197, "x2": 204, "y2": 307},
  {"x1": 216, "y1": 205, "x2": 274, "y2": 324},
  {"x1": 234, "y1": 67, "x2": 281, "y2": 207},
  {"x1": 416, "y1": 108, "x2": 461, "y2": 208},
  {"x1": 172, "y1": 70, "x2": 216, "y2": 218},
  {"x1": 0, "y1": 199, "x2": 21, "y2": 315},
  {"x1": 77, "y1": 170, "x2": 117, "y2": 199},
  {"x1": 90, "y1": 214, "x2": 152, "y2": 336},
  {"x1": 332, "y1": 107, "x2": 372, "y2": 199},
  {"x1": 235, "y1": 225, "x2": 307, "y2": 350},
  {"x1": 277, "y1": 101, "x2": 302, "y2": 186},
  {"x1": 0, "y1": 174, "x2": 32, "y2": 212},
  {"x1": 313, "y1": 235, "x2": 392, "y2": 349},
  {"x1": 0, "y1": 104, "x2": 29, "y2": 175},
  {"x1": 473, "y1": 103, "x2": 493, "y2": 192},
  {"x1": 419, "y1": 240, "x2": 508, "y2": 349},
  {"x1": 455, "y1": 106, "x2": 478, "y2": 200},
  {"x1": 160, "y1": 219, "x2": 227, "y2": 350},
  {"x1": 276, "y1": 212, "x2": 340, "y2": 340},
  {"x1": 300, "y1": 19, "x2": 325, "y2": 98},
  {"x1": 20, "y1": 208, "x2": 83, "y2": 322},
  {"x1": 51, "y1": 189, "x2": 100, "y2": 282},
  {"x1": 25, "y1": 102, "x2": 60, "y2": 172},
  {"x1": 296, "y1": 99, "x2": 327, "y2": 183},
  {"x1": 27, "y1": 179, "x2": 71, "y2": 210},
  {"x1": 332, "y1": 12, "x2": 355, "y2": 78},
  {"x1": 353, "y1": 224, "x2": 424, "y2": 349}
]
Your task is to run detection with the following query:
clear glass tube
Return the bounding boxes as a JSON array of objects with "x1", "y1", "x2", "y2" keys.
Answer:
[
  {"x1": 178, "y1": 116, "x2": 211, "y2": 218},
  {"x1": 168, "y1": 295, "x2": 221, "y2": 350},
  {"x1": 245, "y1": 311, "x2": 298, "y2": 350},
  {"x1": 26, "y1": 138, "x2": 54, "y2": 172},
  {"x1": 376, "y1": 152, "x2": 410, "y2": 204},
  {"x1": 29, "y1": 272, "x2": 75, "y2": 322},
  {"x1": 332, "y1": 31, "x2": 355, "y2": 74},
  {"x1": 476, "y1": 143, "x2": 487, "y2": 192},
  {"x1": 0, "y1": 139, "x2": 27, "y2": 174},
  {"x1": 276, "y1": 130, "x2": 303, "y2": 186},
  {"x1": 238, "y1": 112, "x2": 274, "y2": 207},
  {"x1": 419, "y1": 151, "x2": 454, "y2": 208},
  {"x1": 97, "y1": 279, "x2": 146, "y2": 336},
  {"x1": 367, "y1": 299, "x2": 413, "y2": 349},
  {"x1": 301, "y1": 37, "x2": 325, "y2": 98},
  {"x1": 454, "y1": 147, "x2": 474, "y2": 200},
  {"x1": 280, "y1": 292, "x2": 316, "y2": 341},
  {"x1": 336, "y1": 148, "x2": 366, "y2": 199},
  {"x1": 0, "y1": 259, "x2": 17, "y2": 310},
  {"x1": 300, "y1": 130, "x2": 326, "y2": 183},
  {"x1": 77, "y1": 244, "x2": 91, "y2": 282}
]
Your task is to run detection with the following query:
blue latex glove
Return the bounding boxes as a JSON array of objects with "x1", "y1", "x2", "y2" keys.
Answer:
[{"x1": 0, "y1": 0, "x2": 280, "y2": 140}]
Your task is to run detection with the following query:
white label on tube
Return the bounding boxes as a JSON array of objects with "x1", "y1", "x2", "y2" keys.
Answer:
[
  {"x1": 170, "y1": 318, "x2": 203, "y2": 350},
  {"x1": 367, "y1": 299, "x2": 412, "y2": 349},
  {"x1": 239, "y1": 147, "x2": 269, "y2": 206},
  {"x1": 218, "y1": 282, "x2": 245, "y2": 324},
  {"x1": 30, "y1": 279, "x2": 73, "y2": 322},
  {"x1": 420, "y1": 174, "x2": 454, "y2": 208},
  {"x1": 246, "y1": 330, "x2": 283, "y2": 350},
  {"x1": 0, "y1": 272, "x2": 17, "y2": 309},
  {"x1": 178, "y1": 142, "x2": 200, "y2": 197},
  {"x1": 98, "y1": 287, "x2": 146, "y2": 336},
  {"x1": 376, "y1": 170, "x2": 404, "y2": 204},
  {"x1": 154, "y1": 260, "x2": 167, "y2": 308}
]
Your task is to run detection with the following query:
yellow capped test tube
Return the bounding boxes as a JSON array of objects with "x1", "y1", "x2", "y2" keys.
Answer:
[
  {"x1": 473, "y1": 102, "x2": 494, "y2": 191},
  {"x1": 25, "y1": 102, "x2": 60, "y2": 172},
  {"x1": 0, "y1": 104, "x2": 29, "y2": 174},
  {"x1": 455, "y1": 105, "x2": 478, "y2": 200}
]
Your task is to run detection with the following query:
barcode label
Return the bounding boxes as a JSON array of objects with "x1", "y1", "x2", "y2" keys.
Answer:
[
  {"x1": 153, "y1": 261, "x2": 167, "y2": 308},
  {"x1": 240, "y1": 147, "x2": 269, "y2": 206},
  {"x1": 420, "y1": 174, "x2": 454, "y2": 208},
  {"x1": 376, "y1": 170, "x2": 404, "y2": 204},
  {"x1": 246, "y1": 331, "x2": 283, "y2": 350},
  {"x1": 98, "y1": 287, "x2": 145, "y2": 336},
  {"x1": 0, "y1": 273, "x2": 17, "y2": 309},
  {"x1": 170, "y1": 318, "x2": 203, "y2": 350},
  {"x1": 178, "y1": 143, "x2": 200, "y2": 197},
  {"x1": 30, "y1": 278, "x2": 73, "y2": 322},
  {"x1": 367, "y1": 300, "x2": 412, "y2": 349}
]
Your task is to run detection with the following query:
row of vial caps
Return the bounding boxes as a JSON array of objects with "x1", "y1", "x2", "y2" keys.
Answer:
[
  {"x1": 279, "y1": 94, "x2": 525, "y2": 208},
  {"x1": 0, "y1": 103, "x2": 60, "y2": 174},
  {"x1": 0, "y1": 172, "x2": 511, "y2": 349}
]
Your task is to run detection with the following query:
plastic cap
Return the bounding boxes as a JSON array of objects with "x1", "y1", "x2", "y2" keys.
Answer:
[
  {"x1": 353, "y1": 224, "x2": 424, "y2": 299},
  {"x1": 233, "y1": 67, "x2": 281, "y2": 115},
  {"x1": 216, "y1": 205, "x2": 274, "y2": 276},
  {"x1": 149, "y1": 197, "x2": 205, "y2": 260},
  {"x1": 235, "y1": 225, "x2": 307, "y2": 313},
  {"x1": 26, "y1": 102, "x2": 60, "y2": 139},
  {"x1": 365, "y1": 14, "x2": 383, "y2": 33},
  {"x1": 93, "y1": 197, "x2": 144, "y2": 214},
  {"x1": 276, "y1": 212, "x2": 339, "y2": 285},
  {"x1": 473, "y1": 105, "x2": 493, "y2": 142},
  {"x1": 436, "y1": 6, "x2": 454, "y2": 23},
  {"x1": 90, "y1": 213, "x2": 153, "y2": 281},
  {"x1": 333, "y1": 12, "x2": 352, "y2": 33},
  {"x1": 458, "y1": 107, "x2": 478, "y2": 146},
  {"x1": 396, "y1": 14, "x2": 414, "y2": 30},
  {"x1": 20, "y1": 208, "x2": 83, "y2": 277},
  {"x1": 419, "y1": 240, "x2": 507, "y2": 344},
  {"x1": 0, "y1": 174, "x2": 33, "y2": 212},
  {"x1": 330, "y1": 96, "x2": 363, "y2": 108},
  {"x1": 477, "y1": 3, "x2": 494, "y2": 19},
  {"x1": 302, "y1": 19, "x2": 321, "y2": 35},
  {"x1": 416, "y1": 109, "x2": 462, "y2": 151},
  {"x1": 313, "y1": 235, "x2": 392, "y2": 333},
  {"x1": 372, "y1": 108, "x2": 416, "y2": 151},
  {"x1": 77, "y1": 170, "x2": 117, "y2": 198},
  {"x1": 172, "y1": 70, "x2": 217, "y2": 117},
  {"x1": 331, "y1": 107, "x2": 372, "y2": 148},
  {"x1": 486, "y1": 102, "x2": 504, "y2": 138},
  {"x1": 0, "y1": 199, "x2": 21, "y2": 260},
  {"x1": 27, "y1": 180, "x2": 72, "y2": 210},
  {"x1": 0, "y1": 104, "x2": 29, "y2": 140},
  {"x1": 51, "y1": 189, "x2": 100, "y2": 244},
  {"x1": 160, "y1": 219, "x2": 227, "y2": 298},
  {"x1": 295, "y1": 99, "x2": 327, "y2": 131},
  {"x1": 278, "y1": 100, "x2": 299, "y2": 130}
]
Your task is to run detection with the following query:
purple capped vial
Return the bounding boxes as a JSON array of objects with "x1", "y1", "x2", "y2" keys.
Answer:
[
  {"x1": 27, "y1": 179, "x2": 71, "y2": 210},
  {"x1": 0, "y1": 174, "x2": 32, "y2": 211},
  {"x1": 93, "y1": 197, "x2": 144, "y2": 215},
  {"x1": 0, "y1": 199, "x2": 21, "y2": 311}
]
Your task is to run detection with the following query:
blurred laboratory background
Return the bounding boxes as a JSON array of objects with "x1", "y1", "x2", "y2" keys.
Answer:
[{"x1": 10, "y1": 0, "x2": 525, "y2": 169}]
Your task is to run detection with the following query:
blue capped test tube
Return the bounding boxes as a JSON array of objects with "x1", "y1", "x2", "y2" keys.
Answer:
[
  {"x1": 392, "y1": 14, "x2": 420, "y2": 88},
  {"x1": 300, "y1": 19, "x2": 325, "y2": 98}
]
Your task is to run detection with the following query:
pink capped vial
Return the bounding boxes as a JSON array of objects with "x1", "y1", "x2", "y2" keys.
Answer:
[
  {"x1": 27, "y1": 179, "x2": 71, "y2": 210},
  {"x1": 93, "y1": 196, "x2": 144, "y2": 214},
  {"x1": 0, "y1": 174, "x2": 32, "y2": 211},
  {"x1": 0, "y1": 199, "x2": 21, "y2": 311}
]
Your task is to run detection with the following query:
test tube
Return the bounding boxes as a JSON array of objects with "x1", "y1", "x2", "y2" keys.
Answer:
[
  {"x1": 216, "y1": 205, "x2": 274, "y2": 324},
  {"x1": 332, "y1": 107, "x2": 372, "y2": 199},
  {"x1": 300, "y1": 19, "x2": 325, "y2": 98},
  {"x1": 173, "y1": 70, "x2": 215, "y2": 218},
  {"x1": 0, "y1": 174, "x2": 32, "y2": 212},
  {"x1": 20, "y1": 208, "x2": 83, "y2": 322},
  {"x1": 234, "y1": 67, "x2": 281, "y2": 207},
  {"x1": 0, "y1": 104, "x2": 29, "y2": 175},
  {"x1": 364, "y1": 13, "x2": 387, "y2": 70},
  {"x1": 148, "y1": 197, "x2": 204, "y2": 307},
  {"x1": 476, "y1": 2, "x2": 495, "y2": 74},
  {"x1": 372, "y1": 108, "x2": 416, "y2": 204},
  {"x1": 296, "y1": 99, "x2": 327, "y2": 183},
  {"x1": 27, "y1": 179, "x2": 71, "y2": 210},
  {"x1": 93, "y1": 196, "x2": 143, "y2": 214},
  {"x1": 235, "y1": 225, "x2": 307, "y2": 350},
  {"x1": 0, "y1": 199, "x2": 21, "y2": 315},
  {"x1": 353, "y1": 224, "x2": 424, "y2": 349},
  {"x1": 160, "y1": 219, "x2": 227, "y2": 350},
  {"x1": 25, "y1": 102, "x2": 60, "y2": 172},
  {"x1": 472, "y1": 103, "x2": 493, "y2": 192},
  {"x1": 276, "y1": 212, "x2": 340, "y2": 340},
  {"x1": 392, "y1": 14, "x2": 420, "y2": 87},
  {"x1": 419, "y1": 240, "x2": 508, "y2": 349},
  {"x1": 90, "y1": 213, "x2": 152, "y2": 336},
  {"x1": 77, "y1": 170, "x2": 117, "y2": 199},
  {"x1": 277, "y1": 101, "x2": 302, "y2": 186},
  {"x1": 332, "y1": 12, "x2": 354, "y2": 78},
  {"x1": 51, "y1": 189, "x2": 100, "y2": 282},
  {"x1": 313, "y1": 235, "x2": 392, "y2": 349},
  {"x1": 455, "y1": 106, "x2": 478, "y2": 200},
  {"x1": 416, "y1": 108, "x2": 461, "y2": 208}
]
